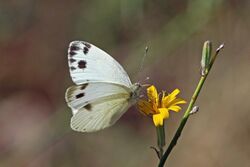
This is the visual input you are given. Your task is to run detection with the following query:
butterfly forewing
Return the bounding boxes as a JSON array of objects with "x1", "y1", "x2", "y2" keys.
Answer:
[{"x1": 68, "y1": 41, "x2": 132, "y2": 87}]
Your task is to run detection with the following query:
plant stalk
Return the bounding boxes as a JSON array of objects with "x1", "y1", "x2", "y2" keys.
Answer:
[
  {"x1": 156, "y1": 124, "x2": 166, "y2": 158},
  {"x1": 158, "y1": 43, "x2": 224, "y2": 167}
]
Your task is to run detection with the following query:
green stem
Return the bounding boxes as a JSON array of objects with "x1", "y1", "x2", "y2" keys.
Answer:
[
  {"x1": 158, "y1": 76, "x2": 206, "y2": 167},
  {"x1": 156, "y1": 125, "x2": 166, "y2": 158},
  {"x1": 158, "y1": 44, "x2": 223, "y2": 167}
]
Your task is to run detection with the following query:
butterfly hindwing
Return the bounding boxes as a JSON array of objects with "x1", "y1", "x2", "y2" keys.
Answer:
[
  {"x1": 68, "y1": 41, "x2": 132, "y2": 87},
  {"x1": 70, "y1": 96, "x2": 130, "y2": 132},
  {"x1": 65, "y1": 82, "x2": 133, "y2": 132},
  {"x1": 65, "y1": 82, "x2": 131, "y2": 112}
]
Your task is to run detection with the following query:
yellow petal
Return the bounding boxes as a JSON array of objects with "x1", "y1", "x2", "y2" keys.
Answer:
[
  {"x1": 170, "y1": 89, "x2": 180, "y2": 97},
  {"x1": 161, "y1": 91, "x2": 166, "y2": 102},
  {"x1": 153, "y1": 113, "x2": 163, "y2": 126},
  {"x1": 158, "y1": 108, "x2": 169, "y2": 119},
  {"x1": 137, "y1": 100, "x2": 154, "y2": 115},
  {"x1": 168, "y1": 98, "x2": 187, "y2": 106},
  {"x1": 168, "y1": 105, "x2": 182, "y2": 112},
  {"x1": 147, "y1": 85, "x2": 159, "y2": 106},
  {"x1": 162, "y1": 89, "x2": 181, "y2": 107},
  {"x1": 162, "y1": 96, "x2": 173, "y2": 107}
]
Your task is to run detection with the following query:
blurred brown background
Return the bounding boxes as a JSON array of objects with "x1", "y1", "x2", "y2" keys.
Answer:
[{"x1": 0, "y1": 0, "x2": 249, "y2": 167}]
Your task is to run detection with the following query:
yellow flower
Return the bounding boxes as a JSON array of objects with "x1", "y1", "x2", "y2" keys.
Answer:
[{"x1": 138, "y1": 85, "x2": 186, "y2": 127}]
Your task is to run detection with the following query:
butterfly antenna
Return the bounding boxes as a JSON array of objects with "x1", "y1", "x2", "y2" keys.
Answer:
[
  {"x1": 135, "y1": 46, "x2": 150, "y2": 86},
  {"x1": 138, "y1": 46, "x2": 149, "y2": 75},
  {"x1": 140, "y1": 77, "x2": 150, "y2": 87}
]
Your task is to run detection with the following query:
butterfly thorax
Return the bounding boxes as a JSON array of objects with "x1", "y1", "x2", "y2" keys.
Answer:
[{"x1": 130, "y1": 83, "x2": 142, "y2": 103}]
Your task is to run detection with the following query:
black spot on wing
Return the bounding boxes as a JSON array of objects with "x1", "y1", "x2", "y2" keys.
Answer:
[
  {"x1": 83, "y1": 47, "x2": 89, "y2": 54},
  {"x1": 69, "y1": 58, "x2": 76, "y2": 63},
  {"x1": 70, "y1": 66, "x2": 76, "y2": 71},
  {"x1": 80, "y1": 83, "x2": 88, "y2": 90},
  {"x1": 70, "y1": 45, "x2": 81, "y2": 51},
  {"x1": 81, "y1": 42, "x2": 91, "y2": 48},
  {"x1": 76, "y1": 93, "x2": 84, "y2": 99},
  {"x1": 78, "y1": 60, "x2": 86, "y2": 69},
  {"x1": 84, "y1": 104, "x2": 92, "y2": 111},
  {"x1": 69, "y1": 51, "x2": 77, "y2": 57},
  {"x1": 84, "y1": 43, "x2": 91, "y2": 48}
]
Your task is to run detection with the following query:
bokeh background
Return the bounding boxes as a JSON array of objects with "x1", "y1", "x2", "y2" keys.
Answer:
[{"x1": 1, "y1": 0, "x2": 250, "y2": 166}]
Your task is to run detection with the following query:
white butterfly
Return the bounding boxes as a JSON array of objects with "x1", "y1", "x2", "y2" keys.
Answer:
[{"x1": 65, "y1": 41, "x2": 142, "y2": 132}]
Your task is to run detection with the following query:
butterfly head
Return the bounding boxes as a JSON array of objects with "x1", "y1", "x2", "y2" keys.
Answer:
[
  {"x1": 130, "y1": 76, "x2": 151, "y2": 99},
  {"x1": 130, "y1": 83, "x2": 142, "y2": 100}
]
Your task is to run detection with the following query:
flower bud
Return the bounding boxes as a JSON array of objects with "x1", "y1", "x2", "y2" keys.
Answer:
[{"x1": 201, "y1": 41, "x2": 212, "y2": 76}]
